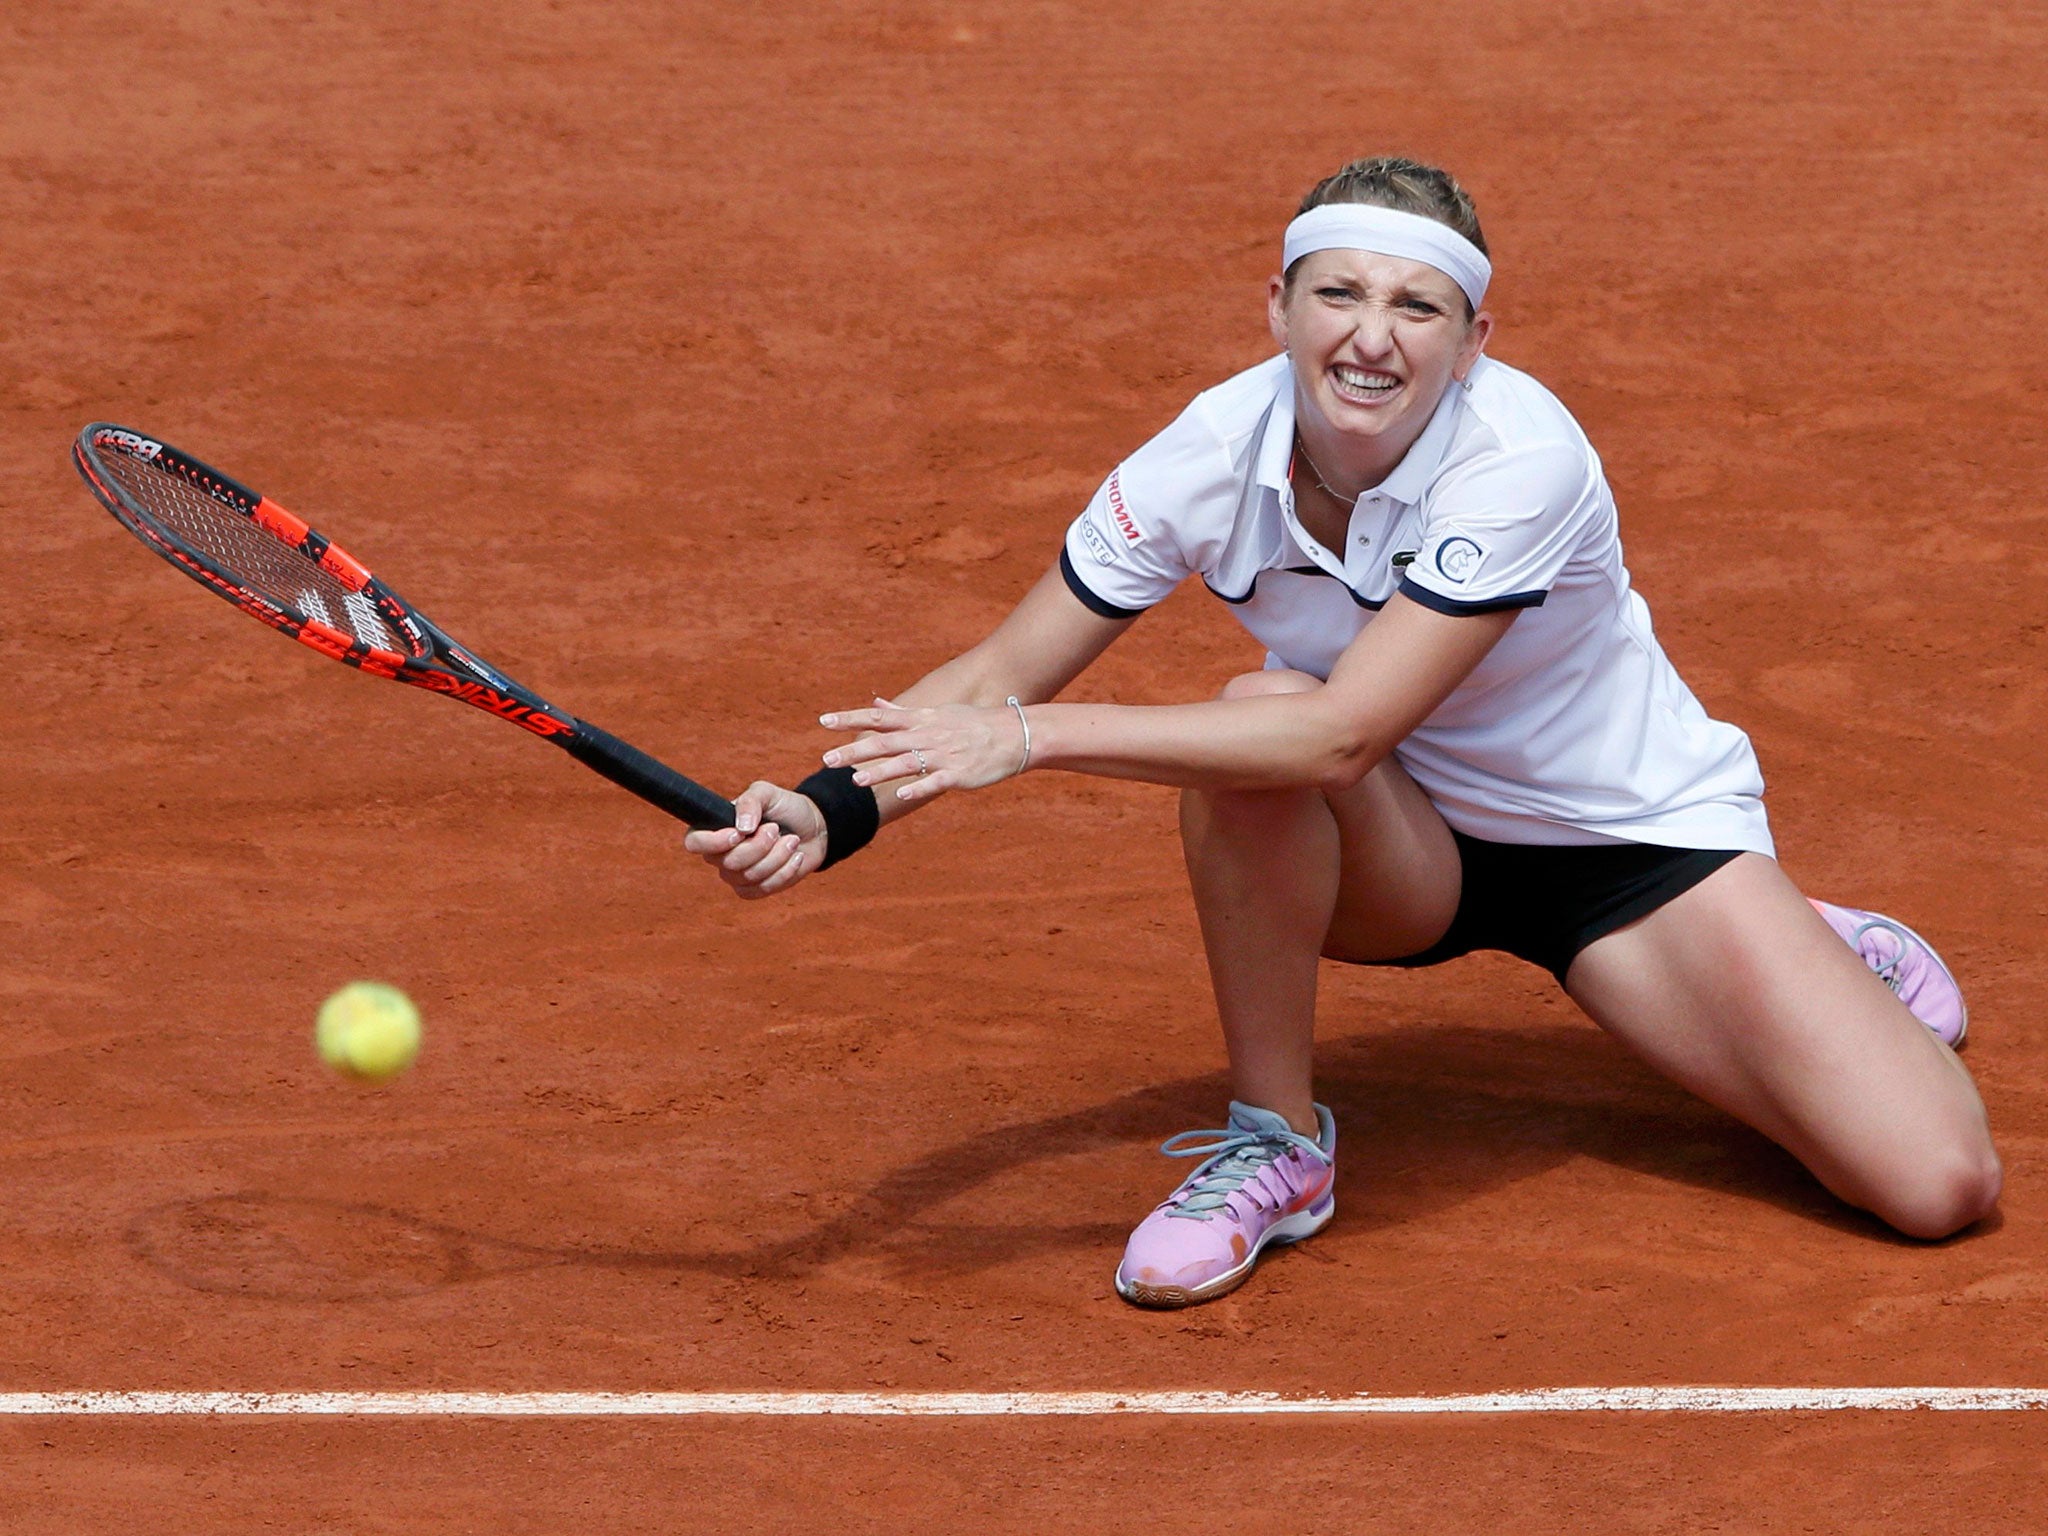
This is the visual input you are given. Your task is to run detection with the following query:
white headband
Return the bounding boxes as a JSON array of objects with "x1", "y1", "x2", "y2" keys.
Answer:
[{"x1": 1282, "y1": 203, "x2": 1491, "y2": 310}]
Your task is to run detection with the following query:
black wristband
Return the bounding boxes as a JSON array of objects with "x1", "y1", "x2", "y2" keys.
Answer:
[{"x1": 795, "y1": 766, "x2": 880, "y2": 870}]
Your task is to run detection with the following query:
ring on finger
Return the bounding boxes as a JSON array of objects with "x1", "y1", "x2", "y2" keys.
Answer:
[{"x1": 911, "y1": 747, "x2": 930, "y2": 776}]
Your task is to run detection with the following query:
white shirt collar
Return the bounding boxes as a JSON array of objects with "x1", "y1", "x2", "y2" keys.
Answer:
[
  {"x1": 1375, "y1": 369, "x2": 1469, "y2": 505},
  {"x1": 1253, "y1": 373, "x2": 1297, "y2": 498}
]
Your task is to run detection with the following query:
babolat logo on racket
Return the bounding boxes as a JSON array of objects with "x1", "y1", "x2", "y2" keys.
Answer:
[{"x1": 98, "y1": 428, "x2": 164, "y2": 460}]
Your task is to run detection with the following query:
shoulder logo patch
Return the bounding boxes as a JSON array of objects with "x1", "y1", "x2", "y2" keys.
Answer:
[
  {"x1": 1105, "y1": 468, "x2": 1142, "y2": 544},
  {"x1": 1079, "y1": 517, "x2": 1117, "y2": 566},
  {"x1": 1434, "y1": 537, "x2": 1485, "y2": 584}
]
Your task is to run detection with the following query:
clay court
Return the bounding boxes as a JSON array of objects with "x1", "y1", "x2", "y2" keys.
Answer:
[{"x1": 5, "y1": 0, "x2": 2048, "y2": 1528}]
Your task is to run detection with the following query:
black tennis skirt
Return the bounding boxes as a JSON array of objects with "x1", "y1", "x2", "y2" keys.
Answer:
[{"x1": 1371, "y1": 830, "x2": 1745, "y2": 985}]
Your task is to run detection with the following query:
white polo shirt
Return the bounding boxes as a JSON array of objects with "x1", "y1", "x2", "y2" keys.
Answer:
[{"x1": 1061, "y1": 353, "x2": 1772, "y2": 853}]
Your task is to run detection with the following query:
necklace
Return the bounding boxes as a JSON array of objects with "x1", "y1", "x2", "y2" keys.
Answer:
[{"x1": 1294, "y1": 437, "x2": 1359, "y2": 507}]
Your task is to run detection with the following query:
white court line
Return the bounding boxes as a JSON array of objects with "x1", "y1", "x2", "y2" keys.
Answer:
[{"x1": 0, "y1": 1388, "x2": 2045, "y2": 1417}]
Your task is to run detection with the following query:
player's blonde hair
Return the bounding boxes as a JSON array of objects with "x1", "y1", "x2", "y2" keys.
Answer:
[{"x1": 1287, "y1": 156, "x2": 1488, "y2": 313}]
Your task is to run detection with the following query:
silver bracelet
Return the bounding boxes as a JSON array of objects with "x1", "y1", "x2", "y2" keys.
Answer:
[{"x1": 1005, "y1": 695, "x2": 1032, "y2": 775}]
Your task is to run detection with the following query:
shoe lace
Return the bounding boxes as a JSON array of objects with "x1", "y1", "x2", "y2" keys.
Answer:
[
  {"x1": 1851, "y1": 916, "x2": 1913, "y2": 993},
  {"x1": 1155, "y1": 1123, "x2": 1329, "y2": 1223}
]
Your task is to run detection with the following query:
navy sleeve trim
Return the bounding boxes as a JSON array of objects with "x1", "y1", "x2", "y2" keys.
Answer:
[
  {"x1": 1396, "y1": 576, "x2": 1549, "y2": 615},
  {"x1": 1060, "y1": 546, "x2": 1150, "y2": 620}
]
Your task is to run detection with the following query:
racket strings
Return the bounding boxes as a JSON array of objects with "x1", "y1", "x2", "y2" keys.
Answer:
[{"x1": 100, "y1": 450, "x2": 410, "y2": 654}]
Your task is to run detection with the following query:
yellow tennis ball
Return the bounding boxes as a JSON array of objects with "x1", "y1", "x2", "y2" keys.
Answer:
[{"x1": 316, "y1": 981, "x2": 422, "y2": 1082}]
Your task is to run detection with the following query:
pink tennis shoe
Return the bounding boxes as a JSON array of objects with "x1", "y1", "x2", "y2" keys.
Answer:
[
  {"x1": 1116, "y1": 1101, "x2": 1336, "y2": 1309},
  {"x1": 1811, "y1": 899, "x2": 1969, "y2": 1048}
]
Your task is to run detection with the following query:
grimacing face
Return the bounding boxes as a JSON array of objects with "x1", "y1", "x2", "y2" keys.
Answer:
[{"x1": 1267, "y1": 247, "x2": 1492, "y2": 477}]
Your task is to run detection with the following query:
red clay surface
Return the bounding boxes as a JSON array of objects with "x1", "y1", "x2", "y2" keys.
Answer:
[{"x1": 5, "y1": 0, "x2": 2048, "y2": 1528}]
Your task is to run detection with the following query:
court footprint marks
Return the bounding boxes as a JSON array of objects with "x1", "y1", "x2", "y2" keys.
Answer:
[{"x1": 127, "y1": 1193, "x2": 569, "y2": 1302}]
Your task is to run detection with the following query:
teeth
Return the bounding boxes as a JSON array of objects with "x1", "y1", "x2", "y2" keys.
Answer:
[{"x1": 1334, "y1": 365, "x2": 1398, "y2": 394}]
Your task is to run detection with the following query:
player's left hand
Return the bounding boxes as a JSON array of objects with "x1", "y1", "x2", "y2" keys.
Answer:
[{"x1": 820, "y1": 697, "x2": 1029, "y2": 806}]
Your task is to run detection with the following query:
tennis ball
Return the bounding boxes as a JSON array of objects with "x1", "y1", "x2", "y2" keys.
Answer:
[{"x1": 316, "y1": 981, "x2": 422, "y2": 1082}]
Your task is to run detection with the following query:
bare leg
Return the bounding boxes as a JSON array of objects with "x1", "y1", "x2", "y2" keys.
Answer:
[
  {"x1": 1178, "y1": 669, "x2": 1462, "y2": 1136},
  {"x1": 1566, "y1": 853, "x2": 2000, "y2": 1238}
]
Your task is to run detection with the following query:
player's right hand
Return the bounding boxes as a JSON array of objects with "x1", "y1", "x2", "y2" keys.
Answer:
[{"x1": 683, "y1": 780, "x2": 829, "y2": 899}]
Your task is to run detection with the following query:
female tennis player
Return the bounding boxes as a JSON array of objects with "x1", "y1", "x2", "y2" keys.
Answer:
[{"x1": 685, "y1": 157, "x2": 2001, "y2": 1308}]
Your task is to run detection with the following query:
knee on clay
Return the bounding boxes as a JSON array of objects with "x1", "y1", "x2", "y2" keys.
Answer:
[{"x1": 1870, "y1": 1141, "x2": 2003, "y2": 1241}]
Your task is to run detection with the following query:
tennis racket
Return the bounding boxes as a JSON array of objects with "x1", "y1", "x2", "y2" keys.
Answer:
[{"x1": 72, "y1": 423, "x2": 737, "y2": 830}]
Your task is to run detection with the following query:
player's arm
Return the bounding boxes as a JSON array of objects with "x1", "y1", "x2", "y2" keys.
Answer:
[
  {"x1": 683, "y1": 559, "x2": 1133, "y2": 895},
  {"x1": 825, "y1": 593, "x2": 1516, "y2": 801},
  {"x1": 869, "y1": 559, "x2": 1135, "y2": 814}
]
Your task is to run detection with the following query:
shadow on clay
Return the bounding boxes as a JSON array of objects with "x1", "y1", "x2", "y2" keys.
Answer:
[
  {"x1": 127, "y1": 1015, "x2": 1935, "y2": 1302},
  {"x1": 771, "y1": 1017, "x2": 1900, "y2": 1281}
]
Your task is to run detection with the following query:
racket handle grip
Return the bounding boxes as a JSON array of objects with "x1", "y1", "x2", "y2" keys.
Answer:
[{"x1": 565, "y1": 722, "x2": 737, "y2": 830}]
